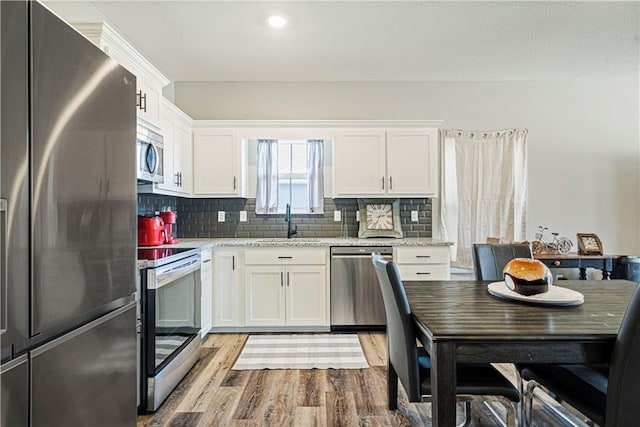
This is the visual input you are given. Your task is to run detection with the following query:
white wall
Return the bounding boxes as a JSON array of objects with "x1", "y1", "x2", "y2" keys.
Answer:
[{"x1": 175, "y1": 80, "x2": 640, "y2": 255}]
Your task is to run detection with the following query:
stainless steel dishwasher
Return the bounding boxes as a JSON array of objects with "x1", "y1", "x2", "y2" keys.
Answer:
[{"x1": 330, "y1": 246, "x2": 393, "y2": 330}]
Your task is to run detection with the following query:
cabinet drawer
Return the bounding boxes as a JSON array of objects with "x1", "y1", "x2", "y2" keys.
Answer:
[
  {"x1": 397, "y1": 264, "x2": 450, "y2": 281},
  {"x1": 394, "y1": 247, "x2": 449, "y2": 264},
  {"x1": 245, "y1": 249, "x2": 326, "y2": 265}
]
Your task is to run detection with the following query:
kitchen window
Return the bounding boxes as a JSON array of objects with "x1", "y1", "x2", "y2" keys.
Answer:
[
  {"x1": 278, "y1": 140, "x2": 309, "y2": 213},
  {"x1": 256, "y1": 138, "x2": 324, "y2": 214}
]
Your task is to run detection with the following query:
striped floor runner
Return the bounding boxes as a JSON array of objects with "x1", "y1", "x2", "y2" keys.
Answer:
[{"x1": 232, "y1": 334, "x2": 369, "y2": 370}]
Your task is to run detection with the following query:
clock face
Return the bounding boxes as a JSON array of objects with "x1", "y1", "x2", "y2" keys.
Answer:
[
  {"x1": 366, "y1": 204, "x2": 393, "y2": 230},
  {"x1": 583, "y1": 236, "x2": 599, "y2": 250}
]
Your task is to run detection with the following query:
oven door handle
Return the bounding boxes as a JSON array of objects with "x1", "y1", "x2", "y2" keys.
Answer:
[{"x1": 149, "y1": 257, "x2": 200, "y2": 290}]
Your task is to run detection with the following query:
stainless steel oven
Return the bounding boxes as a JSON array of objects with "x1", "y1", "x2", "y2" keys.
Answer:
[{"x1": 139, "y1": 248, "x2": 201, "y2": 412}]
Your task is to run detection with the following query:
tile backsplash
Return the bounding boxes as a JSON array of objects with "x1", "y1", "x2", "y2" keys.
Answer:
[
  {"x1": 173, "y1": 198, "x2": 432, "y2": 239},
  {"x1": 137, "y1": 194, "x2": 177, "y2": 216}
]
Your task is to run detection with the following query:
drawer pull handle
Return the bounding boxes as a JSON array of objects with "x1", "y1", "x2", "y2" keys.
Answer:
[
  {"x1": 553, "y1": 261, "x2": 561, "y2": 266},
  {"x1": 278, "y1": 256, "x2": 293, "y2": 259},
  {"x1": 416, "y1": 272, "x2": 431, "y2": 275},
  {"x1": 416, "y1": 255, "x2": 431, "y2": 258}
]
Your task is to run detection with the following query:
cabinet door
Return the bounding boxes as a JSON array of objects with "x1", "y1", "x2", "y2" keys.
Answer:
[
  {"x1": 193, "y1": 129, "x2": 244, "y2": 196},
  {"x1": 386, "y1": 129, "x2": 438, "y2": 196},
  {"x1": 156, "y1": 110, "x2": 177, "y2": 191},
  {"x1": 213, "y1": 251, "x2": 240, "y2": 327},
  {"x1": 285, "y1": 266, "x2": 327, "y2": 326},
  {"x1": 174, "y1": 120, "x2": 193, "y2": 194},
  {"x1": 137, "y1": 79, "x2": 162, "y2": 130},
  {"x1": 333, "y1": 130, "x2": 386, "y2": 197},
  {"x1": 244, "y1": 266, "x2": 285, "y2": 326},
  {"x1": 200, "y1": 250, "x2": 213, "y2": 337}
]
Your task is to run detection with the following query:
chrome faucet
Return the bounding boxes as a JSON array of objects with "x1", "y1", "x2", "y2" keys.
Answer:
[{"x1": 285, "y1": 203, "x2": 297, "y2": 239}]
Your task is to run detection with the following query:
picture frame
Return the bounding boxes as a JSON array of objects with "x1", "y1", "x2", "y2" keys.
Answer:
[
  {"x1": 576, "y1": 233, "x2": 603, "y2": 255},
  {"x1": 357, "y1": 198, "x2": 403, "y2": 238}
]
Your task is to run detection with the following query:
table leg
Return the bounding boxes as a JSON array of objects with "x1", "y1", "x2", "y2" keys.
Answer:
[
  {"x1": 603, "y1": 259, "x2": 613, "y2": 280},
  {"x1": 579, "y1": 267, "x2": 587, "y2": 280},
  {"x1": 431, "y1": 342, "x2": 456, "y2": 427}
]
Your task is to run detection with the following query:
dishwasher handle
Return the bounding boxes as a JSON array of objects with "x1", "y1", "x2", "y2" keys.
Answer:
[
  {"x1": 331, "y1": 247, "x2": 393, "y2": 257},
  {"x1": 331, "y1": 254, "x2": 393, "y2": 260}
]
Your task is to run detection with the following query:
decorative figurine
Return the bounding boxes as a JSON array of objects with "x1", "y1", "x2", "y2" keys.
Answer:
[{"x1": 532, "y1": 226, "x2": 573, "y2": 255}]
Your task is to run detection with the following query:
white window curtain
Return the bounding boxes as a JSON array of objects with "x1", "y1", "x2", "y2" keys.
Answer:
[
  {"x1": 307, "y1": 139, "x2": 324, "y2": 213},
  {"x1": 255, "y1": 139, "x2": 279, "y2": 214},
  {"x1": 440, "y1": 129, "x2": 528, "y2": 269}
]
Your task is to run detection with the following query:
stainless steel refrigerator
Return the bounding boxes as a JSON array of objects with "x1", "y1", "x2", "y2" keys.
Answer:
[{"x1": 1, "y1": 1, "x2": 138, "y2": 425}]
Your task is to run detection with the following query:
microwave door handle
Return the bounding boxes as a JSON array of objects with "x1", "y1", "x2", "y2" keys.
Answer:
[{"x1": 1, "y1": 199, "x2": 7, "y2": 334}]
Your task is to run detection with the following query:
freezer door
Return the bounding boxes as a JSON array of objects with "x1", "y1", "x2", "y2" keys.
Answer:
[
  {"x1": 30, "y1": 2, "x2": 137, "y2": 336},
  {"x1": 31, "y1": 303, "x2": 137, "y2": 427},
  {"x1": 0, "y1": 355, "x2": 29, "y2": 427},
  {"x1": 0, "y1": 0, "x2": 29, "y2": 355}
]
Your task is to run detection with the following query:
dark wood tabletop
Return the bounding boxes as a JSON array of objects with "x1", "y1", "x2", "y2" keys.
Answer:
[{"x1": 403, "y1": 279, "x2": 638, "y2": 427}]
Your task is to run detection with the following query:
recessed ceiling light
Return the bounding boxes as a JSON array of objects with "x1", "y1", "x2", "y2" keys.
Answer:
[{"x1": 268, "y1": 15, "x2": 287, "y2": 28}]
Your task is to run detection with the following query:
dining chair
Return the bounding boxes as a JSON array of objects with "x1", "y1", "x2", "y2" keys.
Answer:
[
  {"x1": 521, "y1": 284, "x2": 640, "y2": 427},
  {"x1": 471, "y1": 243, "x2": 533, "y2": 281},
  {"x1": 371, "y1": 252, "x2": 521, "y2": 426}
]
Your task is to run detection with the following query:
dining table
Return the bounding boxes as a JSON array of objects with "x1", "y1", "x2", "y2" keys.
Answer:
[{"x1": 403, "y1": 279, "x2": 638, "y2": 427}]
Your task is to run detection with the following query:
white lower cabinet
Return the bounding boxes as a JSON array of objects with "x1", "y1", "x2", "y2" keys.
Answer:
[
  {"x1": 245, "y1": 266, "x2": 286, "y2": 326},
  {"x1": 212, "y1": 250, "x2": 242, "y2": 327},
  {"x1": 200, "y1": 249, "x2": 213, "y2": 337},
  {"x1": 394, "y1": 246, "x2": 451, "y2": 281},
  {"x1": 244, "y1": 248, "x2": 328, "y2": 328},
  {"x1": 286, "y1": 266, "x2": 327, "y2": 325},
  {"x1": 244, "y1": 265, "x2": 327, "y2": 326}
]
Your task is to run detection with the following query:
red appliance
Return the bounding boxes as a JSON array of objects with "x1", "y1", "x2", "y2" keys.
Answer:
[
  {"x1": 159, "y1": 211, "x2": 180, "y2": 244},
  {"x1": 138, "y1": 215, "x2": 166, "y2": 246}
]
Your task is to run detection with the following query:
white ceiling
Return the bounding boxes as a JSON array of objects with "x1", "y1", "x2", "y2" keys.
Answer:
[{"x1": 44, "y1": 1, "x2": 639, "y2": 83}]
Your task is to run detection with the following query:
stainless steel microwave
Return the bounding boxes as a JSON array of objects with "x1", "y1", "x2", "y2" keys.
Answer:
[{"x1": 136, "y1": 125, "x2": 164, "y2": 183}]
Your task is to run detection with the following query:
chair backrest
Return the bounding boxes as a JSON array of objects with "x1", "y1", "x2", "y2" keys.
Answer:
[
  {"x1": 371, "y1": 252, "x2": 422, "y2": 402},
  {"x1": 472, "y1": 243, "x2": 533, "y2": 281},
  {"x1": 606, "y1": 284, "x2": 640, "y2": 426}
]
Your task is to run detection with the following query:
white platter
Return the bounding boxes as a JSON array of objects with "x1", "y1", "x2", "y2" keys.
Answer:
[{"x1": 487, "y1": 281, "x2": 584, "y2": 306}]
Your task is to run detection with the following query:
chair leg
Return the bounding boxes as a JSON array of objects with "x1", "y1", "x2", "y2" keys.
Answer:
[
  {"x1": 526, "y1": 381, "x2": 537, "y2": 426},
  {"x1": 462, "y1": 401, "x2": 472, "y2": 427},
  {"x1": 514, "y1": 367, "x2": 526, "y2": 427},
  {"x1": 387, "y1": 359, "x2": 398, "y2": 410}
]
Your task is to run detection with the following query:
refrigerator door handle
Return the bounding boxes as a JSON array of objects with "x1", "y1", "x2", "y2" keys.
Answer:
[{"x1": 1, "y1": 198, "x2": 7, "y2": 334}]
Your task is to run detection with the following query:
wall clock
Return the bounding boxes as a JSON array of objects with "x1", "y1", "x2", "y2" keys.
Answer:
[
  {"x1": 576, "y1": 233, "x2": 603, "y2": 255},
  {"x1": 366, "y1": 204, "x2": 394, "y2": 230},
  {"x1": 357, "y1": 199, "x2": 403, "y2": 238}
]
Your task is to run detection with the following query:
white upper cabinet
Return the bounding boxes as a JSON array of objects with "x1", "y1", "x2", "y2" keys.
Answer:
[
  {"x1": 333, "y1": 128, "x2": 439, "y2": 198},
  {"x1": 386, "y1": 129, "x2": 439, "y2": 196},
  {"x1": 333, "y1": 130, "x2": 387, "y2": 196},
  {"x1": 192, "y1": 127, "x2": 247, "y2": 197},
  {"x1": 156, "y1": 99, "x2": 193, "y2": 195},
  {"x1": 72, "y1": 22, "x2": 170, "y2": 131}
]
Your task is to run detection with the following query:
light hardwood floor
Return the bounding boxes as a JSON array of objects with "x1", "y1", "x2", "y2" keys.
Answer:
[{"x1": 137, "y1": 332, "x2": 570, "y2": 427}]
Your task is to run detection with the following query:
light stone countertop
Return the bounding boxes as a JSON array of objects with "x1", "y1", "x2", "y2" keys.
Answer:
[
  {"x1": 137, "y1": 237, "x2": 452, "y2": 269},
  {"x1": 150, "y1": 237, "x2": 453, "y2": 250}
]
